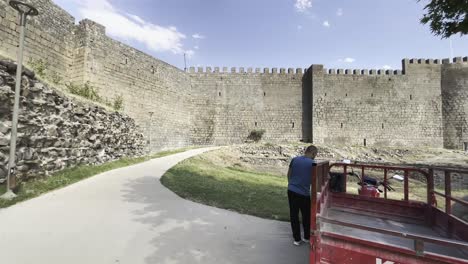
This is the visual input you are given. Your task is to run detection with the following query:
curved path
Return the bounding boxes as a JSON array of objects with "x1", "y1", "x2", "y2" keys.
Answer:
[{"x1": 0, "y1": 147, "x2": 308, "y2": 264}]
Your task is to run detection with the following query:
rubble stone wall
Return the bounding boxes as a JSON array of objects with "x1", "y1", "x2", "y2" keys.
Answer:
[{"x1": 0, "y1": 61, "x2": 145, "y2": 181}]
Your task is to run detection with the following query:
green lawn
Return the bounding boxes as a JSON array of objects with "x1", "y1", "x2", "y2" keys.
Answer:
[
  {"x1": 162, "y1": 155, "x2": 468, "y2": 222},
  {"x1": 161, "y1": 156, "x2": 290, "y2": 221},
  {"x1": 0, "y1": 147, "x2": 195, "y2": 208}
]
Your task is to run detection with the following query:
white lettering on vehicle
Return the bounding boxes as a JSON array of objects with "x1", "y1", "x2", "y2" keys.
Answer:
[{"x1": 376, "y1": 258, "x2": 395, "y2": 264}]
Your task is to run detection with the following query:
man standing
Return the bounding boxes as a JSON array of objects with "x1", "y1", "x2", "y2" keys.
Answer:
[{"x1": 287, "y1": 145, "x2": 317, "y2": 246}]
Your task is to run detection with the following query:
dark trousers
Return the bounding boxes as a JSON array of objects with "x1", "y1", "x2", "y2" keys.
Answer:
[{"x1": 288, "y1": 190, "x2": 311, "y2": 241}]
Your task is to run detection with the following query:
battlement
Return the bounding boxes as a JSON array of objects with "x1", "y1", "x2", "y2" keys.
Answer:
[
  {"x1": 323, "y1": 68, "x2": 404, "y2": 76},
  {"x1": 405, "y1": 56, "x2": 468, "y2": 65},
  {"x1": 188, "y1": 67, "x2": 307, "y2": 75}
]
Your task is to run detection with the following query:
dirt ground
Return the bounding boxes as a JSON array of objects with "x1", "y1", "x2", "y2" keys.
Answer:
[{"x1": 205, "y1": 143, "x2": 468, "y2": 176}]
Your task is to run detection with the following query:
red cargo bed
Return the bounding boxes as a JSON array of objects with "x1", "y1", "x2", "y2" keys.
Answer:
[{"x1": 309, "y1": 162, "x2": 468, "y2": 264}]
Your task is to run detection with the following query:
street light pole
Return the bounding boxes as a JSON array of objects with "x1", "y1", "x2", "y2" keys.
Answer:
[
  {"x1": 148, "y1": 112, "x2": 154, "y2": 154},
  {"x1": 1, "y1": 1, "x2": 38, "y2": 200}
]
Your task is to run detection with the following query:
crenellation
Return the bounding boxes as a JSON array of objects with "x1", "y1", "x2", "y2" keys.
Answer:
[
  {"x1": 272, "y1": 68, "x2": 278, "y2": 74},
  {"x1": 239, "y1": 67, "x2": 245, "y2": 73},
  {"x1": 264, "y1": 68, "x2": 269, "y2": 74},
  {"x1": 329, "y1": 69, "x2": 336, "y2": 74},
  {"x1": 369, "y1": 69, "x2": 377, "y2": 75},
  {"x1": 345, "y1": 69, "x2": 352, "y2": 75},
  {"x1": 353, "y1": 69, "x2": 360, "y2": 75},
  {"x1": 454, "y1": 57, "x2": 463, "y2": 63},
  {"x1": 288, "y1": 68, "x2": 294, "y2": 74},
  {"x1": 223, "y1": 67, "x2": 228, "y2": 72},
  {"x1": 247, "y1": 67, "x2": 253, "y2": 73},
  {"x1": 442, "y1": 58, "x2": 451, "y2": 64},
  {"x1": 231, "y1": 67, "x2": 237, "y2": 73},
  {"x1": 361, "y1": 69, "x2": 369, "y2": 75},
  {"x1": 189, "y1": 67, "x2": 195, "y2": 73},
  {"x1": 464, "y1": 57, "x2": 468, "y2": 62},
  {"x1": 417, "y1": 59, "x2": 424, "y2": 64},
  {"x1": 198, "y1": 67, "x2": 204, "y2": 73},
  {"x1": 255, "y1": 68, "x2": 261, "y2": 73},
  {"x1": 426, "y1": 59, "x2": 434, "y2": 64},
  {"x1": 206, "y1": 67, "x2": 212, "y2": 73},
  {"x1": 214, "y1": 67, "x2": 220, "y2": 73},
  {"x1": 280, "y1": 68, "x2": 286, "y2": 74},
  {"x1": 296, "y1": 68, "x2": 303, "y2": 74},
  {"x1": 385, "y1": 70, "x2": 393, "y2": 75},
  {"x1": 337, "y1": 69, "x2": 344, "y2": 74}
]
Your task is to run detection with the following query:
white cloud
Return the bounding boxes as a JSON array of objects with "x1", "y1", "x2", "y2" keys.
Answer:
[
  {"x1": 338, "y1": 57, "x2": 355, "y2": 63},
  {"x1": 295, "y1": 0, "x2": 312, "y2": 12},
  {"x1": 194, "y1": 45, "x2": 199, "y2": 50},
  {"x1": 336, "y1": 8, "x2": 343, "y2": 16},
  {"x1": 192, "y1": 33, "x2": 205, "y2": 39},
  {"x1": 73, "y1": 0, "x2": 191, "y2": 55},
  {"x1": 382, "y1": 65, "x2": 392, "y2": 70},
  {"x1": 323, "y1": 20, "x2": 330, "y2": 27}
]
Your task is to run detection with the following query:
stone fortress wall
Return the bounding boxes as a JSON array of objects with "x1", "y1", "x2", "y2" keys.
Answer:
[{"x1": 0, "y1": 0, "x2": 467, "y2": 152}]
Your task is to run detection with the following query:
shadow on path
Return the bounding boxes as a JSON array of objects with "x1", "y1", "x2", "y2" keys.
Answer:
[{"x1": 122, "y1": 175, "x2": 308, "y2": 264}]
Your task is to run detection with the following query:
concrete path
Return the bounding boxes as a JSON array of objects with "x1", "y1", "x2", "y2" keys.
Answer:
[{"x1": 0, "y1": 147, "x2": 308, "y2": 264}]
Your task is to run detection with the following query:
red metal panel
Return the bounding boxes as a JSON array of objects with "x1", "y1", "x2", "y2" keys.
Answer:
[
  {"x1": 384, "y1": 169, "x2": 388, "y2": 199},
  {"x1": 320, "y1": 233, "x2": 468, "y2": 264},
  {"x1": 404, "y1": 170, "x2": 409, "y2": 202}
]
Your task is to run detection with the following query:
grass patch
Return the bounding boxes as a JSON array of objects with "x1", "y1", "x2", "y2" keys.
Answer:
[
  {"x1": 162, "y1": 154, "x2": 468, "y2": 222},
  {"x1": 0, "y1": 147, "x2": 195, "y2": 208},
  {"x1": 161, "y1": 156, "x2": 290, "y2": 221}
]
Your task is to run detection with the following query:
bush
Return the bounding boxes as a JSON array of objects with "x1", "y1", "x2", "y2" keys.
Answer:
[
  {"x1": 28, "y1": 58, "x2": 48, "y2": 78},
  {"x1": 248, "y1": 129, "x2": 266, "y2": 142},
  {"x1": 66, "y1": 81, "x2": 101, "y2": 102},
  {"x1": 50, "y1": 71, "x2": 62, "y2": 85},
  {"x1": 113, "y1": 95, "x2": 124, "y2": 111}
]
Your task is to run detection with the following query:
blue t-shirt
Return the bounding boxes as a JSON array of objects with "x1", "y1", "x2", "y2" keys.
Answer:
[{"x1": 288, "y1": 156, "x2": 315, "y2": 197}]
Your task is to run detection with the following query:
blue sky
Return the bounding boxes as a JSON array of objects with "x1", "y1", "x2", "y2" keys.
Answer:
[{"x1": 53, "y1": 0, "x2": 468, "y2": 70}]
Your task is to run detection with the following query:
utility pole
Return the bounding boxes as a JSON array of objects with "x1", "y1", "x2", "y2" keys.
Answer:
[
  {"x1": 184, "y1": 53, "x2": 187, "y2": 72},
  {"x1": 1, "y1": 1, "x2": 39, "y2": 200}
]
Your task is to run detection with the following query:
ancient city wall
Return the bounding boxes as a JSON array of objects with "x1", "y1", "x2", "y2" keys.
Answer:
[
  {"x1": 72, "y1": 20, "x2": 193, "y2": 151},
  {"x1": 0, "y1": 0, "x2": 74, "y2": 79},
  {"x1": 442, "y1": 57, "x2": 468, "y2": 150},
  {"x1": 0, "y1": 0, "x2": 467, "y2": 151},
  {"x1": 311, "y1": 59, "x2": 445, "y2": 148},
  {"x1": 189, "y1": 67, "x2": 308, "y2": 145}
]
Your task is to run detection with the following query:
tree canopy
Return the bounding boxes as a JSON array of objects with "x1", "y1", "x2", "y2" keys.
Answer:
[{"x1": 419, "y1": 0, "x2": 468, "y2": 38}]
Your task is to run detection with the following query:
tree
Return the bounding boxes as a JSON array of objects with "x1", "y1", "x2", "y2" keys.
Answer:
[{"x1": 419, "y1": 0, "x2": 468, "y2": 38}]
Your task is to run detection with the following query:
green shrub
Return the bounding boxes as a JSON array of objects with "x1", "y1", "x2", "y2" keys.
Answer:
[
  {"x1": 28, "y1": 58, "x2": 48, "y2": 78},
  {"x1": 66, "y1": 81, "x2": 101, "y2": 102},
  {"x1": 49, "y1": 71, "x2": 62, "y2": 85},
  {"x1": 248, "y1": 129, "x2": 266, "y2": 142},
  {"x1": 113, "y1": 95, "x2": 124, "y2": 111}
]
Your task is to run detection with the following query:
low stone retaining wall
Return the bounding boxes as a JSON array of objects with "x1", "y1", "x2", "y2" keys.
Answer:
[{"x1": 0, "y1": 60, "x2": 145, "y2": 182}]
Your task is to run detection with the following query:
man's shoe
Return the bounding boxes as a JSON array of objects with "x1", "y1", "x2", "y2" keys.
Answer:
[
  {"x1": 293, "y1": 240, "x2": 301, "y2": 246},
  {"x1": 302, "y1": 238, "x2": 310, "y2": 243}
]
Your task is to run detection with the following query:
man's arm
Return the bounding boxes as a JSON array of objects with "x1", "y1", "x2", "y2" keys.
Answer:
[{"x1": 287, "y1": 158, "x2": 294, "y2": 182}]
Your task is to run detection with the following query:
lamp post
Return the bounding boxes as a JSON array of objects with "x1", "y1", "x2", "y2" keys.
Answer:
[
  {"x1": 148, "y1": 112, "x2": 154, "y2": 154},
  {"x1": 1, "y1": 1, "x2": 39, "y2": 200}
]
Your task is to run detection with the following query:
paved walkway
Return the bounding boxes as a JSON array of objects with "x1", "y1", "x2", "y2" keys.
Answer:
[{"x1": 0, "y1": 147, "x2": 308, "y2": 264}]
